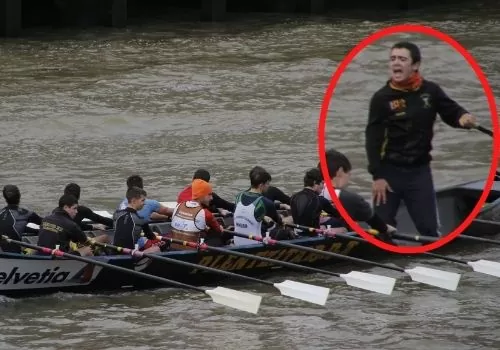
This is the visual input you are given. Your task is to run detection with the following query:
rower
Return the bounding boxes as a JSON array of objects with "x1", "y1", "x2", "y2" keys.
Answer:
[
  {"x1": 170, "y1": 179, "x2": 227, "y2": 250},
  {"x1": 318, "y1": 148, "x2": 396, "y2": 239},
  {"x1": 37, "y1": 194, "x2": 109, "y2": 256},
  {"x1": 113, "y1": 187, "x2": 164, "y2": 253},
  {"x1": 177, "y1": 168, "x2": 235, "y2": 216},
  {"x1": 63, "y1": 183, "x2": 113, "y2": 231},
  {"x1": 0, "y1": 185, "x2": 43, "y2": 253},
  {"x1": 233, "y1": 166, "x2": 293, "y2": 245},
  {"x1": 290, "y1": 168, "x2": 345, "y2": 236},
  {"x1": 116, "y1": 175, "x2": 173, "y2": 223}
]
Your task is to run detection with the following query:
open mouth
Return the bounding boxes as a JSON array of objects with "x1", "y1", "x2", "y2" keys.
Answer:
[{"x1": 393, "y1": 68, "x2": 403, "y2": 74}]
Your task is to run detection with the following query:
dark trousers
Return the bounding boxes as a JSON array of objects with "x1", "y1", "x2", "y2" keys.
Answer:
[{"x1": 373, "y1": 164, "x2": 440, "y2": 237}]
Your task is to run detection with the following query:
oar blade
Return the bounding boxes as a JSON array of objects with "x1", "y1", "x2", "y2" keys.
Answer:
[
  {"x1": 404, "y1": 266, "x2": 461, "y2": 291},
  {"x1": 467, "y1": 259, "x2": 500, "y2": 278},
  {"x1": 205, "y1": 287, "x2": 262, "y2": 314},
  {"x1": 273, "y1": 280, "x2": 330, "y2": 306},
  {"x1": 339, "y1": 271, "x2": 396, "y2": 295}
]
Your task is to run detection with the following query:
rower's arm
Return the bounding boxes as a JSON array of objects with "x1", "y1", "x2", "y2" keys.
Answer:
[
  {"x1": 204, "y1": 209, "x2": 223, "y2": 233},
  {"x1": 365, "y1": 92, "x2": 387, "y2": 180},
  {"x1": 141, "y1": 223, "x2": 157, "y2": 240},
  {"x1": 211, "y1": 192, "x2": 235, "y2": 212},
  {"x1": 28, "y1": 211, "x2": 43, "y2": 225},
  {"x1": 319, "y1": 197, "x2": 341, "y2": 218},
  {"x1": 433, "y1": 83, "x2": 469, "y2": 128},
  {"x1": 263, "y1": 198, "x2": 283, "y2": 225},
  {"x1": 265, "y1": 186, "x2": 291, "y2": 205},
  {"x1": 68, "y1": 224, "x2": 89, "y2": 245},
  {"x1": 80, "y1": 206, "x2": 114, "y2": 228}
]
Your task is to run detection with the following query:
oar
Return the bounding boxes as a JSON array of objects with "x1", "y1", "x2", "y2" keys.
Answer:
[
  {"x1": 472, "y1": 123, "x2": 493, "y2": 137},
  {"x1": 159, "y1": 236, "x2": 396, "y2": 295},
  {"x1": 90, "y1": 239, "x2": 330, "y2": 306},
  {"x1": 0, "y1": 235, "x2": 262, "y2": 314},
  {"x1": 391, "y1": 231, "x2": 500, "y2": 247},
  {"x1": 471, "y1": 123, "x2": 500, "y2": 178},
  {"x1": 226, "y1": 229, "x2": 461, "y2": 291},
  {"x1": 286, "y1": 223, "x2": 500, "y2": 279}
]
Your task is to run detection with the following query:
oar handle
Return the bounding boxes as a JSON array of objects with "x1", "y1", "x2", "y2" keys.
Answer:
[
  {"x1": 163, "y1": 236, "x2": 342, "y2": 278},
  {"x1": 473, "y1": 124, "x2": 494, "y2": 137},
  {"x1": 0, "y1": 235, "x2": 206, "y2": 293},
  {"x1": 225, "y1": 230, "x2": 406, "y2": 273},
  {"x1": 91, "y1": 238, "x2": 276, "y2": 287}
]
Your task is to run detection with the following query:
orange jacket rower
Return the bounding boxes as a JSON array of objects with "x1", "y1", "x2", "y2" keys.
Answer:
[{"x1": 169, "y1": 179, "x2": 226, "y2": 250}]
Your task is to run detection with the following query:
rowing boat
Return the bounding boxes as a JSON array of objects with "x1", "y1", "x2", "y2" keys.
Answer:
[{"x1": 1, "y1": 177, "x2": 499, "y2": 298}]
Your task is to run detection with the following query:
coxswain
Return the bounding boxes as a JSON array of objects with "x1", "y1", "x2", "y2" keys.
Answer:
[
  {"x1": 232, "y1": 166, "x2": 292, "y2": 245},
  {"x1": 0, "y1": 185, "x2": 43, "y2": 253},
  {"x1": 37, "y1": 194, "x2": 108, "y2": 256},
  {"x1": 170, "y1": 179, "x2": 226, "y2": 250},
  {"x1": 117, "y1": 175, "x2": 173, "y2": 223},
  {"x1": 63, "y1": 183, "x2": 113, "y2": 231},
  {"x1": 290, "y1": 168, "x2": 344, "y2": 236},
  {"x1": 113, "y1": 187, "x2": 163, "y2": 252},
  {"x1": 177, "y1": 168, "x2": 235, "y2": 215},
  {"x1": 365, "y1": 41, "x2": 476, "y2": 237},
  {"x1": 318, "y1": 148, "x2": 396, "y2": 239}
]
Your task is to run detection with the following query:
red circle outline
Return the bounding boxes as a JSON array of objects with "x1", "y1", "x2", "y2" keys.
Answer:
[{"x1": 318, "y1": 23, "x2": 499, "y2": 254}]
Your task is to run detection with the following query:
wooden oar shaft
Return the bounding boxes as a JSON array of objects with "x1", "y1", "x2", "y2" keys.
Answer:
[
  {"x1": 164, "y1": 236, "x2": 342, "y2": 278},
  {"x1": 0, "y1": 235, "x2": 206, "y2": 293},
  {"x1": 91, "y1": 240, "x2": 277, "y2": 287},
  {"x1": 225, "y1": 230, "x2": 405, "y2": 273}
]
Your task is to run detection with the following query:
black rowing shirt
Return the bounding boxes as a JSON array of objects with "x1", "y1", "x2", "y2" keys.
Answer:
[
  {"x1": 290, "y1": 188, "x2": 340, "y2": 231},
  {"x1": 366, "y1": 79, "x2": 468, "y2": 180},
  {"x1": 73, "y1": 205, "x2": 114, "y2": 231},
  {"x1": 113, "y1": 207, "x2": 156, "y2": 249},
  {"x1": 0, "y1": 205, "x2": 43, "y2": 253},
  {"x1": 37, "y1": 208, "x2": 89, "y2": 252}
]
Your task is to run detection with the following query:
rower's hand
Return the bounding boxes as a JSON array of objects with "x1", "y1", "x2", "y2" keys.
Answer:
[
  {"x1": 280, "y1": 204, "x2": 291, "y2": 211},
  {"x1": 386, "y1": 224, "x2": 397, "y2": 234},
  {"x1": 459, "y1": 113, "x2": 477, "y2": 129},
  {"x1": 217, "y1": 208, "x2": 231, "y2": 217},
  {"x1": 372, "y1": 179, "x2": 393, "y2": 206},
  {"x1": 263, "y1": 216, "x2": 274, "y2": 224},
  {"x1": 92, "y1": 224, "x2": 107, "y2": 231}
]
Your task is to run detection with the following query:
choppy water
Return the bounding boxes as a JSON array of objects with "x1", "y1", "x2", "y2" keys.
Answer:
[{"x1": 1, "y1": 2, "x2": 500, "y2": 349}]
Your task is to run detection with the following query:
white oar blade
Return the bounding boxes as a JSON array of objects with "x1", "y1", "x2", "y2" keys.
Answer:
[
  {"x1": 339, "y1": 271, "x2": 396, "y2": 295},
  {"x1": 205, "y1": 287, "x2": 262, "y2": 314},
  {"x1": 467, "y1": 259, "x2": 500, "y2": 278},
  {"x1": 273, "y1": 280, "x2": 330, "y2": 306},
  {"x1": 404, "y1": 266, "x2": 461, "y2": 291}
]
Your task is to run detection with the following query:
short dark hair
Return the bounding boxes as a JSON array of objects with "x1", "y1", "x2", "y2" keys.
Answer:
[
  {"x1": 193, "y1": 169, "x2": 210, "y2": 182},
  {"x1": 64, "y1": 183, "x2": 81, "y2": 200},
  {"x1": 126, "y1": 186, "x2": 147, "y2": 202},
  {"x1": 127, "y1": 175, "x2": 143, "y2": 189},
  {"x1": 249, "y1": 166, "x2": 272, "y2": 188},
  {"x1": 391, "y1": 41, "x2": 421, "y2": 64},
  {"x1": 304, "y1": 168, "x2": 323, "y2": 187},
  {"x1": 3, "y1": 185, "x2": 20, "y2": 205},
  {"x1": 317, "y1": 148, "x2": 352, "y2": 178},
  {"x1": 59, "y1": 194, "x2": 78, "y2": 208}
]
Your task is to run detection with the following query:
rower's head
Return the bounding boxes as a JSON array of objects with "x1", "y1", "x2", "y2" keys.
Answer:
[
  {"x1": 318, "y1": 148, "x2": 351, "y2": 189},
  {"x1": 59, "y1": 194, "x2": 79, "y2": 219},
  {"x1": 64, "y1": 183, "x2": 81, "y2": 201},
  {"x1": 303, "y1": 168, "x2": 324, "y2": 194},
  {"x1": 249, "y1": 166, "x2": 272, "y2": 193},
  {"x1": 193, "y1": 169, "x2": 210, "y2": 182},
  {"x1": 126, "y1": 186, "x2": 147, "y2": 211},
  {"x1": 389, "y1": 41, "x2": 421, "y2": 83},
  {"x1": 2, "y1": 185, "x2": 20, "y2": 206},
  {"x1": 191, "y1": 179, "x2": 213, "y2": 206},
  {"x1": 127, "y1": 175, "x2": 144, "y2": 190}
]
